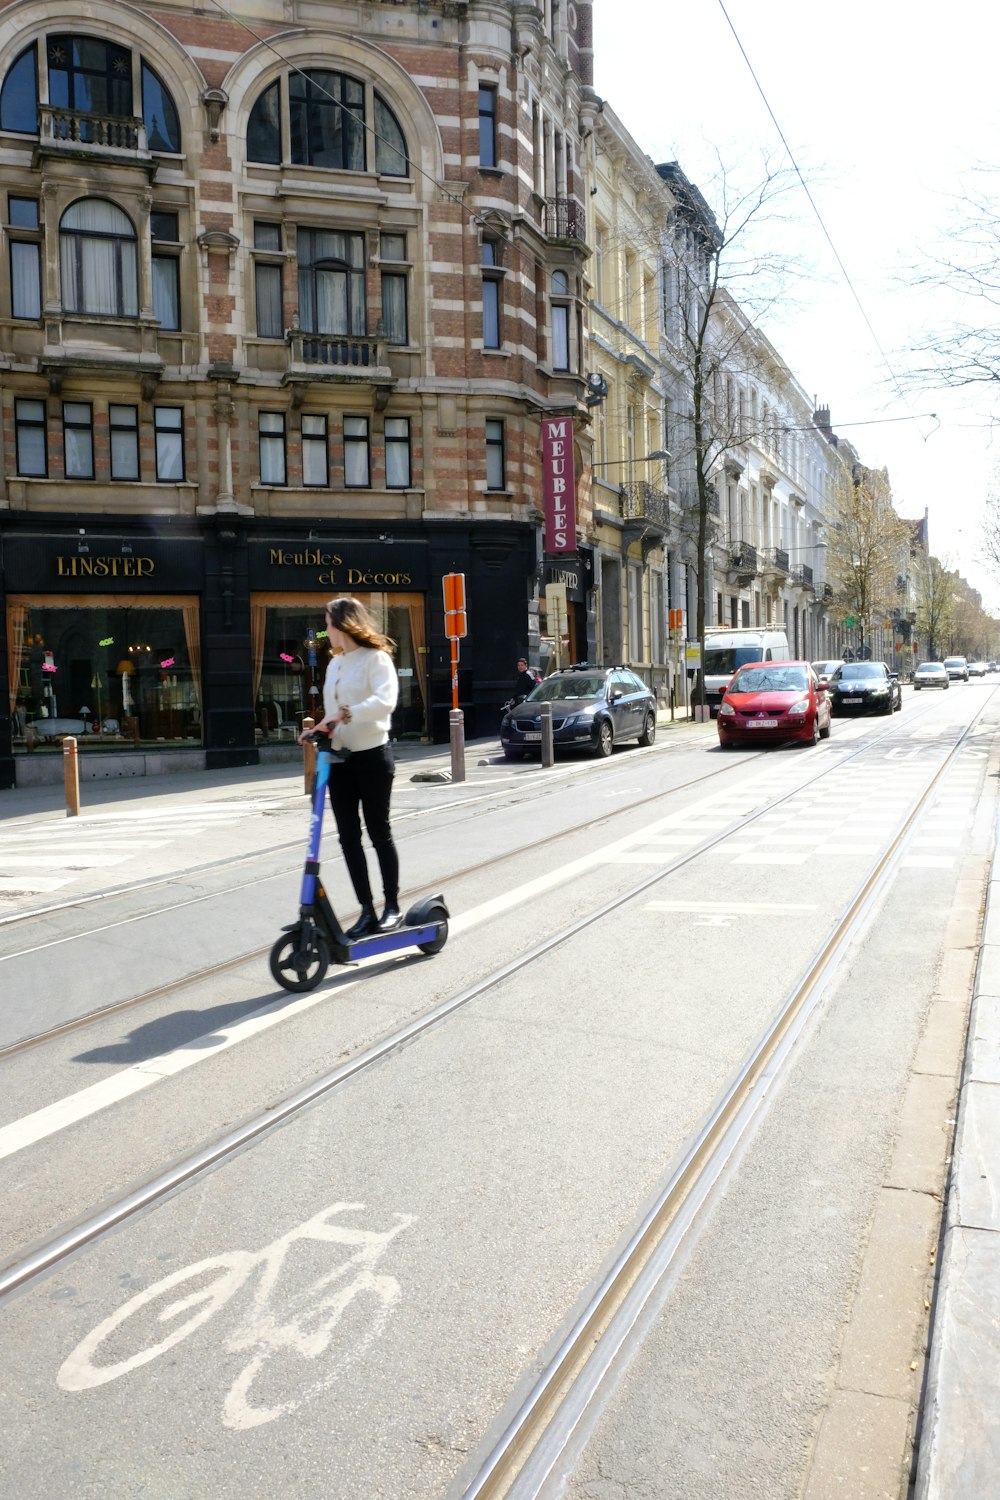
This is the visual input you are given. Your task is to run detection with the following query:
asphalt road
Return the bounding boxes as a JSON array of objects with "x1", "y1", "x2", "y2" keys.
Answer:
[{"x1": 0, "y1": 683, "x2": 995, "y2": 1498}]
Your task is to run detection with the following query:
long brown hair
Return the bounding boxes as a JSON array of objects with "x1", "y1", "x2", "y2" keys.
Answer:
[{"x1": 325, "y1": 596, "x2": 395, "y2": 654}]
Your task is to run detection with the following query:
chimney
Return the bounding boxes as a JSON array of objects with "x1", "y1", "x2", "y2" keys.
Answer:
[{"x1": 813, "y1": 404, "x2": 832, "y2": 439}]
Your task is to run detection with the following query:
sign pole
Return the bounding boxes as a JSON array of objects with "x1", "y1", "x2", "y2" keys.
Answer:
[{"x1": 442, "y1": 573, "x2": 468, "y2": 782}]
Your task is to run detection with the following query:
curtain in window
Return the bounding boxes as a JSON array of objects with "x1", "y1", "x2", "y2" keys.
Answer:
[
  {"x1": 180, "y1": 602, "x2": 202, "y2": 709},
  {"x1": 11, "y1": 242, "x2": 40, "y2": 318},
  {"x1": 314, "y1": 270, "x2": 349, "y2": 335},
  {"x1": 255, "y1": 262, "x2": 283, "y2": 338},
  {"x1": 380, "y1": 272, "x2": 407, "y2": 344},
  {"x1": 250, "y1": 601, "x2": 268, "y2": 702},
  {"x1": 60, "y1": 200, "x2": 137, "y2": 316},
  {"x1": 6, "y1": 603, "x2": 27, "y2": 712},
  {"x1": 152, "y1": 257, "x2": 178, "y2": 329}
]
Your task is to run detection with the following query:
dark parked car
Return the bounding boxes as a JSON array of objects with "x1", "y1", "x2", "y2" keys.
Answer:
[
  {"x1": 500, "y1": 665, "x2": 657, "y2": 760},
  {"x1": 829, "y1": 661, "x2": 901, "y2": 716}
]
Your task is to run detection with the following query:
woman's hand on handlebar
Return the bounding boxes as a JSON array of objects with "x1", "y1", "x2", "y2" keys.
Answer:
[{"x1": 298, "y1": 717, "x2": 331, "y2": 745}]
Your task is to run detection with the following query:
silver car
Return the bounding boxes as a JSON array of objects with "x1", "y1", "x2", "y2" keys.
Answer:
[{"x1": 913, "y1": 662, "x2": 949, "y2": 690}]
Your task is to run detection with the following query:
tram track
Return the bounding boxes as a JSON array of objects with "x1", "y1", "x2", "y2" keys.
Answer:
[
  {"x1": 0, "y1": 695, "x2": 946, "y2": 1062},
  {"x1": 1, "y1": 688, "x2": 990, "y2": 1316}
]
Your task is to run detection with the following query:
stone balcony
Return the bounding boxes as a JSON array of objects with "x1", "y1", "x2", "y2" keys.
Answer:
[
  {"x1": 759, "y1": 546, "x2": 790, "y2": 585},
  {"x1": 283, "y1": 330, "x2": 396, "y2": 401},
  {"x1": 36, "y1": 105, "x2": 151, "y2": 164}
]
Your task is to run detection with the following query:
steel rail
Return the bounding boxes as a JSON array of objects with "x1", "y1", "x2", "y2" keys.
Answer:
[
  {"x1": 0, "y1": 690, "x2": 974, "y2": 1301},
  {"x1": 459, "y1": 698, "x2": 999, "y2": 1499}
]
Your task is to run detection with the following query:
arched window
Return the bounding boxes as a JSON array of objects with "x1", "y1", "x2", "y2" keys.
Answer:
[
  {"x1": 374, "y1": 96, "x2": 407, "y2": 176},
  {"x1": 142, "y1": 63, "x2": 180, "y2": 153},
  {"x1": 290, "y1": 71, "x2": 364, "y2": 169},
  {"x1": 0, "y1": 36, "x2": 180, "y2": 151},
  {"x1": 247, "y1": 79, "x2": 280, "y2": 164},
  {"x1": 0, "y1": 44, "x2": 38, "y2": 133},
  {"x1": 246, "y1": 71, "x2": 409, "y2": 175},
  {"x1": 60, "y1": 199, "x2": 137, "y2": 316}
]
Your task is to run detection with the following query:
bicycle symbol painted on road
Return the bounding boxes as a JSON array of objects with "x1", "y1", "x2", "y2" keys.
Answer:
[{"x1": 57, "y1": 1202, "x2": 416, "y2": 1430}]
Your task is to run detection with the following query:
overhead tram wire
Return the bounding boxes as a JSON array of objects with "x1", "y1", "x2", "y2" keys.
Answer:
[
  {"x1": 204, "y1": 0, "x2": 501, "y2": 239},
  {"x1": 716, "y1": 0, "x2": 911, "y2": 408}
]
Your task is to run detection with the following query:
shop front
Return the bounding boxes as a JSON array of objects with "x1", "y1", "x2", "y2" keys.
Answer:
[
  {"x1": 1, "y1": 526, "x2": 205, "y2": 786},
  {"x1": 247, "y1": 539, "x2": 431, "y2": 744}
]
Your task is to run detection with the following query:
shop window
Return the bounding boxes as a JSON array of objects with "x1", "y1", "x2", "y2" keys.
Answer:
[
  {"x1": 109, "y1": 404, "x2": 139, "y2": 480},
  {"x1": 63, "y1": 401, "x2": 94, "y2": 479},
  {"x1": 60, "y1": 198, "x2": 138, "y2": 317},
  {"x1": 0, "y1": 44, "x2": 38, "y2": 134},
  {"x1": 482, "y1": 237, "x2": 502, "y2": 349},
  {"x1": 9, "y1": 196, "x2": 41, "y2": 319},
  {"x1": 259, "y1": 411, "x2": 287, "y2": 485},
  {"x1": 301, "y1": 413, "x2": 328, "y2": 487},
  {"x1": 253, "y1": 221, "x2": 284, "y2": 339},
  {"x1": 550, "y1": 269, "x2": 570, "y2": 370},
  {"x1": 246, "y1": 73, "x2": 408, "y2": 176},
  {"x1": 250, "y1": 595, "x2": 426, "y2": 745},
  {"x1": 478, "y1": 84, "x2": 497, "y2": 168},
  {"x1": 344, "y1": 415, "x2": 369, "y2": 487},
  {"x1": 151, "y1": 210, "x2": 180, "y2": 330},
  {"x1": 379, "y1": 232, "x2": 408, "y2": 345},
  {"x1": 297, "y1": 227, "x2": 366, "y2": 336},
  {"x1": 154, "y1": 405, "x2": 184, "y2": 481},
  {"x1": 8, "y1": 599, "x2": 202, "y2": 751},
  {"x1": 14, "y1": 398, "x2": 47, "y2": 477},
  {"x1": 384, "y1": 417, "x2": 411, "y2": 489},
  {"x1": 485, "y1": 419, "x2": 505, "y2": 490}
]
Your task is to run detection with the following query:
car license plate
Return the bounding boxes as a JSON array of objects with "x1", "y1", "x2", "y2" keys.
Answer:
[
  {"x1": 843, "y1": 696, "x2": 862, "y2": 704},
  {"x1": 747, "y1": 719, "x2": 778, "y2": 728},
  {"x1": 521, "y1": 731, "x2": 541, "y2": 742}
]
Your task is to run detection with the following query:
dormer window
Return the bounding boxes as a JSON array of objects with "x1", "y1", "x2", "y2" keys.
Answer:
[
  {"x1": 247, "y1": 70, "x2": 408, "y2": 176},
  {"x1": 0, "y1": 35, "x2": 181, "y2": 152}
]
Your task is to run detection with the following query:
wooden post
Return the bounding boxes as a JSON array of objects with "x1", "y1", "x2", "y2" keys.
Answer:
[
  {"x1": 63, "y1": 736, "x2": 80, "y2": 817},
  {"x1": 302, "y1": 717, "x2": 316, "y2": 796}
]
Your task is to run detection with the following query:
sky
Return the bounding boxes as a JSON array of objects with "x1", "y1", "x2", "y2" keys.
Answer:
[{"x1": 592, "y1": 0, "x2": 1000, "y2": 610}]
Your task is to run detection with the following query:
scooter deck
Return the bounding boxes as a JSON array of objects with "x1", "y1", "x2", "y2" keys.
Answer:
[{"x1": 346, "y1": 923, "x2": 441, "y2": 961}]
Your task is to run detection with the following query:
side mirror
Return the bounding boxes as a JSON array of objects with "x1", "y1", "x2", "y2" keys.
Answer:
[
  {"x1": 815, "y1": 682, "x2": 827, "y2": 694},
  {"x1": 890, "y1": 671, "x2": 899, "y2": 681},
  {"x1": 609, "y1": 688, "x2": 622, "y2": 702}
]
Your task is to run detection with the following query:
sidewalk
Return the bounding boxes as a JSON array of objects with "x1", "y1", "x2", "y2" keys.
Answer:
[
  {"x1": 0, "y1": 704, "x2": 706, "y2": 823},
  {"x1": 915, "y1": 809, "x2": 1000, "y2": 1496}
]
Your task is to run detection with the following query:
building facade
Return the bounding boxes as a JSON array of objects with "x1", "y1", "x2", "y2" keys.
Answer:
[{"x1": 0, "y1": 0, "x2": 598, "y2": 786}]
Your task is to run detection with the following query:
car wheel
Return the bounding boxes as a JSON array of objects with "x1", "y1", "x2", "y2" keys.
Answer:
[
  {"x1": 809, "y1": 715, "x2": 820, "y2": 746},
  {"x1": 503, "y1": 749, "x2": 527, "y2": 761},
  {"x1": 914, "y1": 684, "x2": 921, "y2": 690},
  {"x1": 637, "y1": 710, "x2": 656, "y2": 747},
  {"x1": 593, "y1": 719, "x2": 614, "y2": 758},
  {"x1": 819, "y1": 715, "x2": 831, "y2": 739}
]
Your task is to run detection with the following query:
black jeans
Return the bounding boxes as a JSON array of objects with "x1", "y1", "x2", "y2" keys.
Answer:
[{"x1": 327, "y1": 743, "x2": 398, "y2": 908}]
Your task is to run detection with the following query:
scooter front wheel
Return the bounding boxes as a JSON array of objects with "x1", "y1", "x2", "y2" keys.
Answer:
[{"x1": 269, "y1": 929, "x2": 331, "y2": 992}]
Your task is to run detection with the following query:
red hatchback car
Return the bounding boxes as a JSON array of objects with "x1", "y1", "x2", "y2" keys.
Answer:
[{"x1": 717, "y1": 660, "x2": 832, "y2": 748}]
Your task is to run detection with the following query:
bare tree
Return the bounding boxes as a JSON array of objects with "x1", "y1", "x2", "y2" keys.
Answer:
[
  {"x1": 908, "y1": 169, "x2": 1000, "y2": 392},
  {"x1": 913, "y1": 554, "x2": 957, "y2": 661},
  {"x1": 658, "y1": 154, "x2": 804, "y2": 704},
  {"x1": 824, "y1": 465, "x2": 912, "y2": 658}
]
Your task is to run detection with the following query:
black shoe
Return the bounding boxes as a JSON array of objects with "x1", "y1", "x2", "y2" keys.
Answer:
[
  {"x1": 345, "y1": 905, "x2": 377, "y2": 940},
  {"x1": 376, "y1": 904, "x2": 402, "y2": 933}
]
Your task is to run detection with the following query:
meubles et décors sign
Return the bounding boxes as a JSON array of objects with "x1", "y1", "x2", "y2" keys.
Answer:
[{"x1": 540, "y1": 417, "x2": 576, "y2": 553}]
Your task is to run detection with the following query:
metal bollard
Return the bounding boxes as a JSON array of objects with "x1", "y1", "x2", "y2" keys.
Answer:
[
  {"x1": 63, "y1": 736, "x2": 80, "y2": 818},
  {"x1": 302, "y1": 717, "x2": 316, "y2": 795},
  {"x1": 540, "y1": 702, "x2": 554, "y2": 768},
  {"x1": 449, "y1": 708, "x2": 466, "y2": 783}
]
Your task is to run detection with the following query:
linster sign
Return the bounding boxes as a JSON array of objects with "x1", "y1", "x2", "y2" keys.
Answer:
[{"x1": 540, "y1": 417, "x2": 575, "y2": 553}]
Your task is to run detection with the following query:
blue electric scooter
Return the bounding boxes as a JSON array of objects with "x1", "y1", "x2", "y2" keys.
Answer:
[{"x1": 270, "y1": 731, "x2": 449, "y2": 992}]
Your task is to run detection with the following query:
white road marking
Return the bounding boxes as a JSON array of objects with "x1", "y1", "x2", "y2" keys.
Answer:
[
  {"x1": 646, "y1": 900, "x2": 816, "y2": 913},
  {"x1": 732, "y1": 852, "x2": 811, "y2": 865},
  {"x1": 902, "y1": 855, "x2": 956, "y2": 869}
]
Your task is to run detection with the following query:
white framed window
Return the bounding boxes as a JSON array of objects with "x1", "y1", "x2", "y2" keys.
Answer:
[
  {"x1": 384, "y1": 417, "x2": 411, "y2": 488},
  {"x1": 478, "y1": 84, "x2": 497, "y2": 167},
  {"x1": 486, "y1": 419, "x2": 505, "y2": 490},
  {"x1": 301, "y1": 413, "x2": 328, "y2": 487},
  {"x1": 253, "y1": 221, "x2": 283, "y2": 339},
  {"x1": 14, "y1": 398, "x2": 46, "y2": 476},
  {"x1": 154, "y1": 406, "x2": 184, "y2": 481},
  {"x1": 550, "y1": 268, "x2": 570, "y2": 370},
  {"x1": 344, "y1": 414, "x2": 369, "y2": 487},
  {"x1": 259, "y1": 411, "x2": 286, "y2": 485},
  {"x1": 63, "y1": 401, "x2": 94, "y2": 479},
  {"x1": 379, "y1": 232, "x2": 408, "y2": 345},
  {"x1": 109, "y1": 404, "x2": 140, "y2": 480},
  {"x1": 150, "y1": 210, "x2": 180, "y2": 330},
  {"x1": 482, "y1": 238, "x2": 502, "y2": 349}
]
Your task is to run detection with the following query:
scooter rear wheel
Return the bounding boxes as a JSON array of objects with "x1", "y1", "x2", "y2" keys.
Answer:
[
  {"x1": 417, "y1": 908, "x2": 449, "y2": 956},
  {"x1": 269, "y1": 929, "x2": 331, "y2": 992}
]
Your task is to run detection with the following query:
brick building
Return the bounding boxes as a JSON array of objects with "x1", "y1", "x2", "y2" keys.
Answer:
[{"x1": 0, "y1": 0, "x2": 596, "y2": 785}]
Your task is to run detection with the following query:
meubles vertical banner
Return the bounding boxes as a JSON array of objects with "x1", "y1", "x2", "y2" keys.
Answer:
[{"x1": 540, "y1": 417, "x2": 576, "y2": 553}]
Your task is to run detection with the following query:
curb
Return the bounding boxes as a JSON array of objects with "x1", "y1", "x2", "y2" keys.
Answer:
[{"x1": 914, "y1": 814, "x2": 1000, "y2": 1496}]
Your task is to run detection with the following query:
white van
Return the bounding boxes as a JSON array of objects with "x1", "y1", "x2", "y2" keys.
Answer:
[{"x1": 701, "y1": 627, "x2": 791, "y2": 713}]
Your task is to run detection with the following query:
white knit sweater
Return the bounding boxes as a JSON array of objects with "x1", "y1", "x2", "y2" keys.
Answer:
[{"x1": 322, "y1": 646, "x2": 398, "y2": 752}]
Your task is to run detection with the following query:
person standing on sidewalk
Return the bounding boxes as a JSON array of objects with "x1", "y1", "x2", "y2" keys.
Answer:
[
  {"x1": 511, "y1": 656, "x2": 538, "y2": 705},
  {"x1": 298, "y1": 596, "x2": 401, "y2": 938}
]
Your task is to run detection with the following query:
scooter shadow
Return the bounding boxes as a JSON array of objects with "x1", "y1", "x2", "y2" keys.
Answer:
[{"x1": 72, "y1": 952, "x2": 428, "y2": 1067}]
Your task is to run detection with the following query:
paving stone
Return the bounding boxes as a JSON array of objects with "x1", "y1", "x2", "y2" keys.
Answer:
[
  {"x1": 885, "y1": 1072, "x2": 956, "y2": 1196},
  {"x1": 801, "y1": 1388, "x2": 913, "y2": 1500},
  {"x1": 951, "y1": 1078, "x2": 1000, "y2": 1232},
  {"x1": 912, "y1": 996, "x2": 971, "y2": 1081},
  {"x1": 968, "y1": 993, "x2": 1000, "y2": 1086}
]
